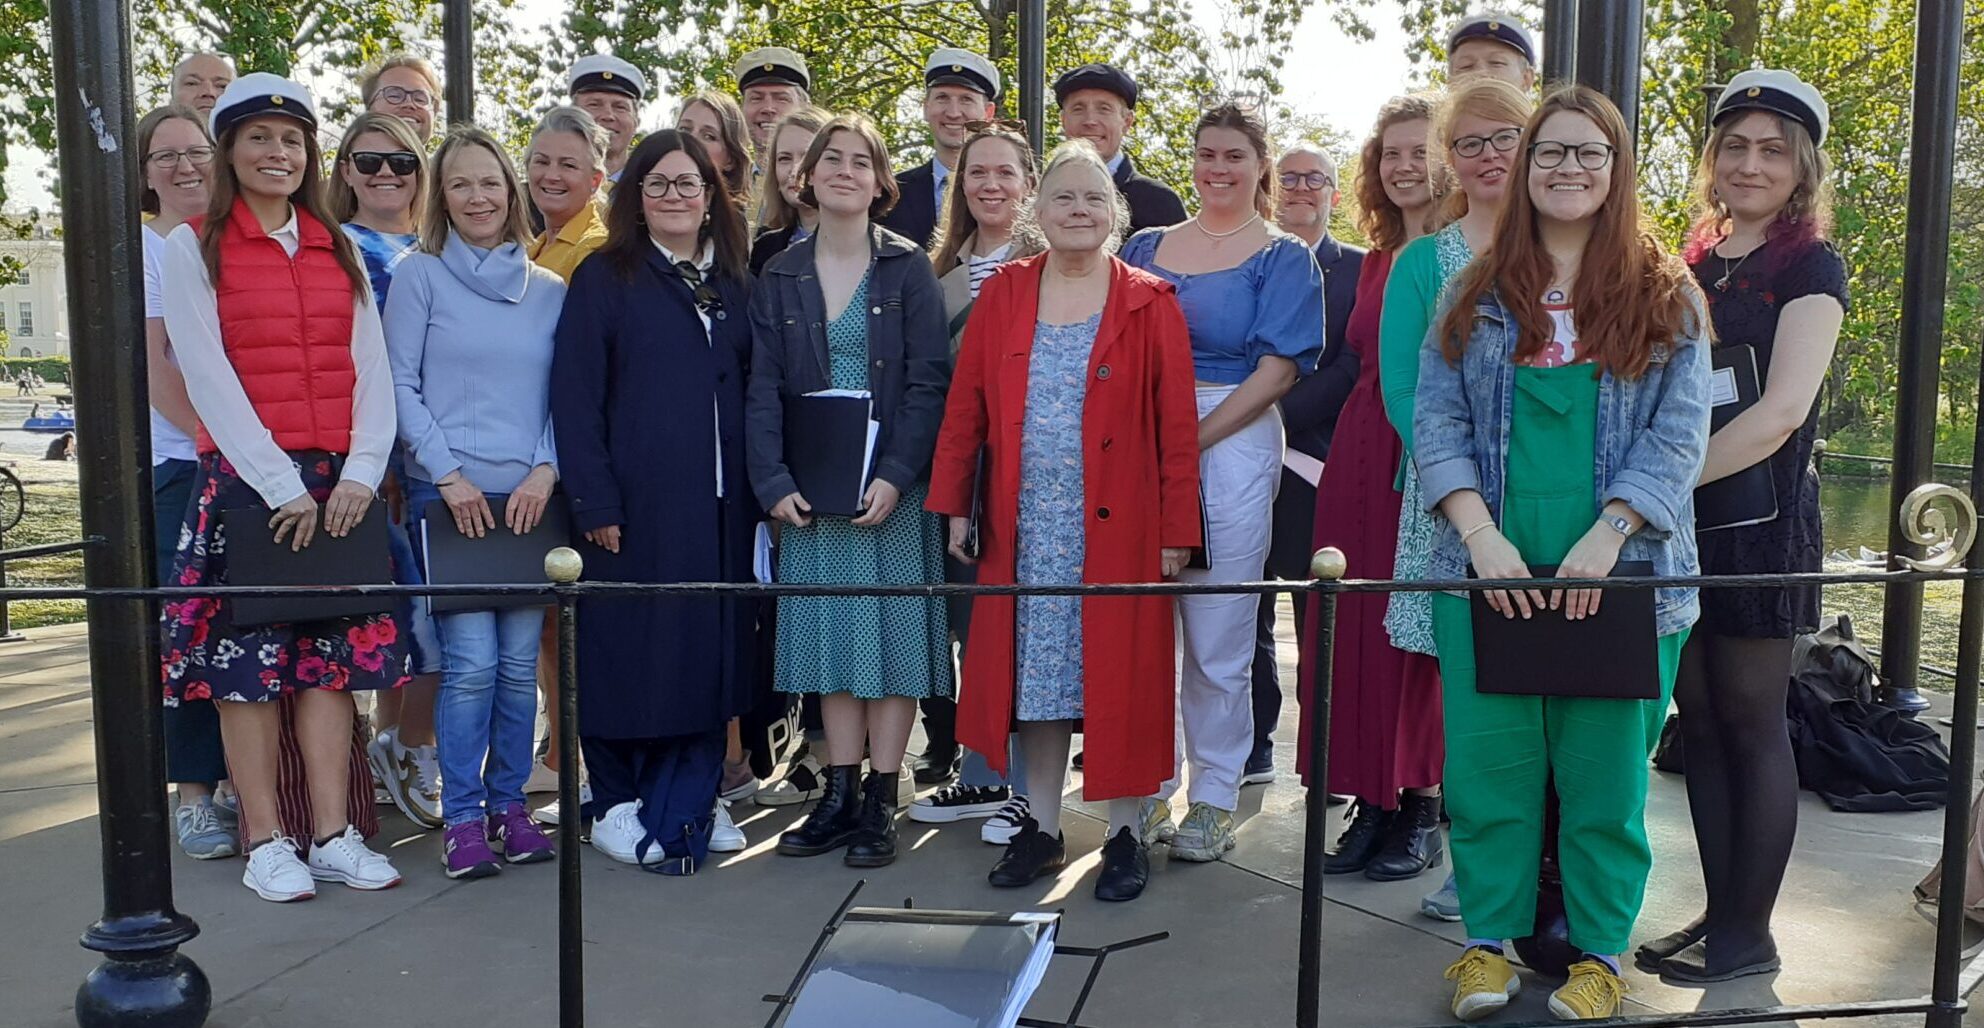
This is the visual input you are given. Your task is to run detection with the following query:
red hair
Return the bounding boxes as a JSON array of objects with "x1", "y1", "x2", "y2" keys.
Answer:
[{"x1": 1439, "y1": 86, "x2": 1697, "y2": 380}]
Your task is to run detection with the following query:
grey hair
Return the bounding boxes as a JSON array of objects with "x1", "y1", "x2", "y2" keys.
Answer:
[
  {"x1": 530, "y1": 105, "x2": 610, "y2": 173},
  {"x1": 1017, "y1": 139, "x2": 1131, "y2": 255},
  {"x1": 1278, "y1": 142, "x2": 1340, "y2": 185}
]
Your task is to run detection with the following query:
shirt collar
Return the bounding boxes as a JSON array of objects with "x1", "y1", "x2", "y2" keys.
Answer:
[
  {"x1": 1106, "y1": 151, "x2": 1126, "y2": 176},
  {"x1": 270, "y1": 205, "x2": 301, "y2": 245},
  {"x1": 652, "y1": 236, "x2": 714, "y2": 273}
]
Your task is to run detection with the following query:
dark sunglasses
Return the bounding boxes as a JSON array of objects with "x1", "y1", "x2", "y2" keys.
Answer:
[
  {"x1": 963, "y1": 118, "x2": 1029, "y2": 136},
  {"x1": 347, "y1": 150, "x2": 420, "y2": 176}
]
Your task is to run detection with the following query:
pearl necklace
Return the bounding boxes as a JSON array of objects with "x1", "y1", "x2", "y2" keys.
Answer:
[{"x1": 1194, "y1": 212, "x2": 1261, "y2": 239}]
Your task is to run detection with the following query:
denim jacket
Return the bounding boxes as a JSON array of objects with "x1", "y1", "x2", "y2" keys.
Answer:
[
  {"x1": 745, "y1": 224, "x2": 952, "y2": 509},
  {"x1": 1412, "y1": 287, "x2": 1713, "y2": 636}
]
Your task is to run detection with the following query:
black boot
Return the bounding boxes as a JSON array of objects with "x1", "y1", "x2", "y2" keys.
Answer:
[
  {"x1": 1364, "y1": 792, "x2": 1443, "y2": 881},
  {"x1": 844, "y1": 770, "x2": 901, "y2": 867},
  {"x1": 776, "y1": 764, "x2": 861, "y2": 856},
  {"x1": 1323, "y1": 800, "x2": 1394, "y2": 875},
  {"x1": 1094, "y1": 826, "x2": 1150, "y2": 902},
  {"x1": 988, "y1": 819, "x2": 1067, "y2": 887}
]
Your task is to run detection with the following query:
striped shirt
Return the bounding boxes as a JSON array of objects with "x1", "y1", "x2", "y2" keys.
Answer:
[{"x1": 967, "y1": 242, "x2": 1014, "y2": 300}]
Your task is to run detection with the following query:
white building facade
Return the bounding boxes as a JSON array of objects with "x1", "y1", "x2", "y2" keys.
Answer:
[{"x1": 0, "y1": 228, "x2": 68, "y2": 358}]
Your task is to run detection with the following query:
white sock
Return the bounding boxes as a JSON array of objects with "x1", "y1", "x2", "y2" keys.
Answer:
[
  {"x1": 1016, "y1": 721, "x2": 1072, "y2": 837},
  {"x1": 1107, "y1": 797, "x2": 1143, "y2": 838}
]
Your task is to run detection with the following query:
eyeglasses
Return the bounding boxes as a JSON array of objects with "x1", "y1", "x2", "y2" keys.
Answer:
[
  {"x1": 1450, "y1": 128, "x2": 1522, "y2": 159},
  {"x1": 376, "y1": 85, "x2": 433, "y2": 109},
  {"x1": 1529, "y1": 140, "x2": 1617, "y2": 170},
  {"x1": 146, "y1": 145, "x2": 216, "y2": 169},
  {"x1": 347, "y1": 150, "x2": 421, "y2": 176},
  {"x1": 1277, "y1": 171, "x2": 1333, "y2": 190},
  {"x1": 963, "y1": 118, "x2": 1029, "y2": 136},
  {"x1": 641, "y1": 174, "x2": 707, "y2": 199},
  {"x1": 673, "y1": 260, "x2": 724, "y2": 317}
]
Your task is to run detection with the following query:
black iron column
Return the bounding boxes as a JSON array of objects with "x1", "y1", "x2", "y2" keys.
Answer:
[
  {"x1": 1296, "y1": 548, "x2": 1345, "y2": 1028},
  {"x1": 1542, "y1": 0, "x2": 1578, "y2": 85},
  {"x1": 1880, "y1": 0, "x2": 1964, "y2": 715},
  {"x1": 51, "y1": 1, "x2": 209, "y2": 1025},
  {"x1": 545, "y1": 547, "x2": 585, "y2": 1028},
  {"x1": 1573, "y1": 0, "x2": 1644, "y2": 135},
  {"x1": 1017, "y1": 0, "x2": 1046, "y2": 156},
  {"x1": 443, "y1": 0, "x2": 475, "y2": 126}
]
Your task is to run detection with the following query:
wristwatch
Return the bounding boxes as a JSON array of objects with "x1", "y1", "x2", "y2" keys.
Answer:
[{"x1": 1604, "y1": 514, "x2": 1634, "y2": 537}]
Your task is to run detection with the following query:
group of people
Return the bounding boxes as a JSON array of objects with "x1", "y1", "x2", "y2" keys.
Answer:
[{"x1": 140, "y1": 12, "x2": 1847, "y2": 1020}]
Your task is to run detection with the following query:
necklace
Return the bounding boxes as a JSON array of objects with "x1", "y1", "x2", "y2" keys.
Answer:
[
  {"x1": 1715, "y1": 241, "x2": 1762, "y2": 292},
  {"x1": 1194, "y1": 212, "x2": 1261, "y2": 240}
]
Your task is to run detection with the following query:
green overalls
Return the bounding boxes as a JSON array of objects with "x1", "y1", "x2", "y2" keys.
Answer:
[{"x1": 1429, "y1": 361, "x2": 1687, "y2": 956}]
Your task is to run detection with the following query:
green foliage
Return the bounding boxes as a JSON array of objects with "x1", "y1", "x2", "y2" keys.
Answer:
[{"x1": 0, "y1": 355, "x2": 68, "y2": 383}]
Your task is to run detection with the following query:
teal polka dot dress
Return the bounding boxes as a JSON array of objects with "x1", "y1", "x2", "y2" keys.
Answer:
[{"x1": 774, "y1": 273, "x2": 951, "y2": 699}]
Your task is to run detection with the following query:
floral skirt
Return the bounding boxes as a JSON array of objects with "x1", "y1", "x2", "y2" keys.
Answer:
[{"x1": 161, "y1": 451, "x2": 409, "y2": 705}]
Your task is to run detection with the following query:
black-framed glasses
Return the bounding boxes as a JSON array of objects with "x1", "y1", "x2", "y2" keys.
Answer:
[
  {"x1": 642, "y1": 174, "x2": 707, "y2": 199},
  {"x1": 1277, "y1": 171, "x2": 1333, "y2": 190},
  {"x1": 376, "y1": 85, "x2": 433, "y2": 108},
  {"x1": 1529, "y1": 140, "x2": 1616, "y2": 170},
  {"x1": 1451, "y1": 127, "x2": 1523, "y2": 159},
  {"x1": 347, "y1": 150, "x2": 420, "y2": 176},
  {"x1": 673, "y1": 260, "x2": 724, "y2": 317},
  {"x1": 146, "y1": 145, "x2": 216, "y2": 169}
]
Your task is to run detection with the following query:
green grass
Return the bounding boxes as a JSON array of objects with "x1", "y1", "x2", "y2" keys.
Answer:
[{"x1": 1, "y1": 458, "x2": 84, "y2": 630}]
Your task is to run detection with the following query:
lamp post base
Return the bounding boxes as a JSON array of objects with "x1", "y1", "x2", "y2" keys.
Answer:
[{"x1": 75, "y1": 950, "x2": 210, "y2": 1028}]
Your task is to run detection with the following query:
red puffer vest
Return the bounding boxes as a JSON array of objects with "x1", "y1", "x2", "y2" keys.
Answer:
[{"x1": 191, "y1": 198, "x2": 358, "y2": 456}]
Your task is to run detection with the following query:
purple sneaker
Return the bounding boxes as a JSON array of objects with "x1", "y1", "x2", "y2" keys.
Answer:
[
  {"x1": 443, "y1": 821, "x2": 501, "y2": 879},
  {"x1": 490, "y1": 803, "x2": 556, "y2": 864}
]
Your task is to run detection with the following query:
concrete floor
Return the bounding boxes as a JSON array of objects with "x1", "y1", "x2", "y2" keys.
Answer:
[{"x1": 1, "y1": 612, "x2": 1975, "y2": 1028}]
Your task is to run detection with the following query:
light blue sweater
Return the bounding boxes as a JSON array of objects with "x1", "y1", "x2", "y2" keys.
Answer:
[{"x1": 383, "y1": 231, "x2": 566, "y2": 493}]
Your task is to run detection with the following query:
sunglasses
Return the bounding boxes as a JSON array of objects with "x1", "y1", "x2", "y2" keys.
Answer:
[
  {"x1": 964, "y1": 118, "x2": 1029, "y2": 136},
  {"x1": 672, "y1": 260, "x2": 725, "y2": 317},
  {"x1": 348, "y1": 150, "x2": 420, "y2": 176}
]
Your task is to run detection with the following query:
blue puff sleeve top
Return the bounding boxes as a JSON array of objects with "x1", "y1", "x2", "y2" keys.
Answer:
[{"x1": 1119, "y1": 228, "x2": 1324, "y2": 384}]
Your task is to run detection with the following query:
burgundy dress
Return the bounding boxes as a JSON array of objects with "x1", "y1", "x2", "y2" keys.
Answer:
[{"x1": 1296, "y1": 249, "x2": 1444, "y2": 806}]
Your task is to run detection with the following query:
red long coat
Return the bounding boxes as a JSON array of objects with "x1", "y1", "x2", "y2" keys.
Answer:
[{"x1": 926, "y1": 255, "x2": 1202, "y2": 800}]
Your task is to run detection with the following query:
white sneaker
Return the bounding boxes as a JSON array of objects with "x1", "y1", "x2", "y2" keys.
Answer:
[
  {"x1": 590, "y1": 800, "x2": 662, "y2": 865},
  {"x1": 242, "y1": 834, "x2": 316, "y2": 903},
  {"x1": 754, "y1": 751, "x2": 824, "y2": 807},
  {"x1": 533, "y1": 783, "x2": 593, "y2": 826},
  {"x1": 367, "y1": 727, "x2": 444, "y2": 829},
  {"x1": 307, "y1": 825, "x2": 404, "y2": 890},
  {"x1": 709, "y1": 800, "x2": 746, "y2": 853},
  {"x1": 524, "y1": 759, "x2": 559, "y2": 795},
  {"x1": 406, "y1": 744, "x2": 443, "y2": 827},
  {"x1": 980, "y1": 794, "x2": 1032, "y2": 845}
]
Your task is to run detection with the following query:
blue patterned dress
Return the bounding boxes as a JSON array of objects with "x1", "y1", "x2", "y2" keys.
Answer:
[
  {"x1": 1014, "y1": 314, "x2": 1102, "y2": 721},
  {"x1": 774, "y1": 273, "x2": 951, "y2": 699}
]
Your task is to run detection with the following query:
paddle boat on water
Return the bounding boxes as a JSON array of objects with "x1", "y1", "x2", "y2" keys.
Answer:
[{"x1": 21, "y1": 405, "x2": 75, "y2": 432}]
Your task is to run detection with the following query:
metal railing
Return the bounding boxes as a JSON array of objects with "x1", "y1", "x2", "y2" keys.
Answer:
[{"x1": 7, "y1": 488, "x2": 1983, "y2": 1028}]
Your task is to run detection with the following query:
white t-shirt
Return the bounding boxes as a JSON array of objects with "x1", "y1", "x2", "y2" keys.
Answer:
[{"x1": 142, "y1": 225, "x2": 199, "y2": 465}]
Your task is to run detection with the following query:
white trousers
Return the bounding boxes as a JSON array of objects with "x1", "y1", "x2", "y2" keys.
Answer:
[{"x1": 1162, "y1": 386, "x2": 1282, "y2": 812}]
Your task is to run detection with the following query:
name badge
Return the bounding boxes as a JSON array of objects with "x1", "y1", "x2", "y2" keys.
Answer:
[{"x1": 1710, "y1": 366, "x2": 1739, "y2": 407}]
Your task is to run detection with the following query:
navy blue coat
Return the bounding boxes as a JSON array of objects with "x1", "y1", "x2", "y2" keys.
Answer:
[{"x1": 550, "y1": 248, "x2": 757, "y2": 739}]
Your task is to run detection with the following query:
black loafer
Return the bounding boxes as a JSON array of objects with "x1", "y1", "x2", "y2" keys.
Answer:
[
  {"x1": 988, "y1": 820, "x2": 1067, "y2": 887},
  {"x1": 1094, "y1": 826, "x2": 1149, "y2": 902}
]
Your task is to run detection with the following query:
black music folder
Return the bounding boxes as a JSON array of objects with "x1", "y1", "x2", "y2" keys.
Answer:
[
  {"x1": 964, "y1": 448, "x2": 987, "y2": 559},
  {"x1": 1470, "y1": 560, "x2": 1660, "y2": 699},
  {"x1": 418, "y1": 498, "x2": 572, "y2": 612},
  {"x1": 220, "y1": 503, "x2": 393, "y2": 627},
  {"x1": 783, "y1": 392, "x2": 879, "y2": 518},
  {"x1": 1695, "y1": 343, "x2": 1778, "y2": 532}
]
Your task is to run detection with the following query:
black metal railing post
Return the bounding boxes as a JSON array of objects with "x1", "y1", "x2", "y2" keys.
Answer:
[
  {"x1": 1573, "y1": 0, "x2": 1644, "y2": 135},
  {"x1": 443, "y1": 0, "x2": 475, "y2": 127},
  {"x1": 546, "y1": 546, "x2": 585, "y2": 1028},
  {"x1": 0, "y1": 528, "x2": 25, "y2": 642},
  {"x1": 1541, "y1": 0, "x2": 1579, "y2": 85},
  {"x1": 1297, "y1": 547, "x2": 1345, "y2": 1028},
  {"x1": 1018, "y1": 0, "x2": 1047, "y2": 156},
  {"x1": 1880, "y1": 0, "x2": 1965, "y2": 716}
]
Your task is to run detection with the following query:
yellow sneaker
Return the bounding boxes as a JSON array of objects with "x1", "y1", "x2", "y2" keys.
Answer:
[
  {"x1": 1549, "y1": 959, "x2": 1628, "y2": 1020},
  {"x1": 1444, "y1": 946, "x2": 1519, "y2": 1022}
]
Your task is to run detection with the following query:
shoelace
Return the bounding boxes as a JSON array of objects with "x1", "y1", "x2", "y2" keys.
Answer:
[
  {"x1": 995, "y1": 796, "x2": 1031, "y2": 821},
  {"x1": 325, "y1": 829, "x2": 390, "y2": 868},
  {"x1": 410, "y1": 750, "x2": 441, "y2": 799},
  {"x1": 1443, "y1": 950, "x2": 1503, "y2": 993},
  {"x1": 182, "y1": 801, "x2": 222, "y2": 836},
  {"x1": 1559, "y1": 963, "x2": 1627, "y2": 1011}
]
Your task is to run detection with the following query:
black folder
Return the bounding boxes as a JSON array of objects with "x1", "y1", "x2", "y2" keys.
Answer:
[
  {"x1": 1694, "y1": 344, "x2": 1778, "y2": 532},
  {"x1": 783, "y1": 393, "x2": 878, "y2": 517},
  {"x1": 1470, "y1": 560, "x2": 1659, "y2": 699},
  {"x1": 418, "y1": 497, "x2": 572, "y2": 612},
  {"x1": 964, "y1": 448, "x2": 987, "y2": 559},
  {"x1": 220, "y1": 503, "x2": 394, "y2": 627}
]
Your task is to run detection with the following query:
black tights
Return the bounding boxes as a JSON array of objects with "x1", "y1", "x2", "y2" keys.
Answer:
[{"x1": 1671, "y1": 632, "x2": 1797, "y2": 966}]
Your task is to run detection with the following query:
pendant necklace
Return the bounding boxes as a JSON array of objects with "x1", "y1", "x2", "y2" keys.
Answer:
[{"x1": 1715, "y1": 243, "x2": 1760, "y2": 292}]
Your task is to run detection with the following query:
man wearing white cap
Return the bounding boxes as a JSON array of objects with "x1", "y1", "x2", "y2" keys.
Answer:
[
  {"x1": 568, "y1": 54, "x2": 647, "y2": 185},
  {"x1": 877, "y1": 48, "x2": 1000, "y2": 253},
  {"x1": 1446, "y1": 11, "x2": 1537, "y2": 90},
  {"x1": 734, "y1": 46, "x2": 812, "y2": 159}
]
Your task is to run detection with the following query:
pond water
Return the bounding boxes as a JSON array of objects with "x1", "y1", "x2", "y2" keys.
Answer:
[{"x1": 1817, "y1": 475, "x2": 1906, "y2": 553}]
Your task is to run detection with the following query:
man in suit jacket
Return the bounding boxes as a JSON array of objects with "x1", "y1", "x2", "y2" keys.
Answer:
[
  {"x1": 1248, "y1": 144, "x2": 1365, "y2": 785},
  {"x1": 1053, "y1": 64, "x2": 1187, "y2": 235},
  {"x1": 878, "y1": 48, "x2": 1000, "y2": 253}
]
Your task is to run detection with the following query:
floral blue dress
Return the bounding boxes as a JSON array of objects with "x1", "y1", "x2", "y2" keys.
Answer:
[{"x1": 1014, "y1": 314, "x2": 1101, "y2": 721}]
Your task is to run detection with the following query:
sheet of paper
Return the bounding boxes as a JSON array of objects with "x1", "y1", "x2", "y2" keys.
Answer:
[
  {"x1": 1282, "y1": 448, "x2": 1324, "y2": 488},
  {"x1": 754, "y1": 521, "x2": 774, "y2": 584},
  {"x1": 1710, "y1": 366, "x2": 1739, "y2": 407}
]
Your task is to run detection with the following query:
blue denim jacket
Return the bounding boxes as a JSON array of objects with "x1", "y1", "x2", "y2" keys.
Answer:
[{"x1": 1412, "y1": 287, "x2": 1712, "y2": 636}]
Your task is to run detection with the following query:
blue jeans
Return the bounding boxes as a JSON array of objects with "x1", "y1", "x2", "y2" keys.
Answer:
[{"x1": 411, "y1": 483, "x2": 545, "y2": 826}]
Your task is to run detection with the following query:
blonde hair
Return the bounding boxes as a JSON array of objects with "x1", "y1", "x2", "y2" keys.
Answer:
[
  {"x1": 361, "y1": 53, "x2": 442, "y2": 109},
  {"x1": 1434, "y1": 76, "x2": 1535, "y2": 224},
  {"x1": 419, "y1": 126, "x2": 535, "y2": 254},
  {"x1": 327, "y1": 113, "x2": 427, "y2": 225},
  {"x1": 755, "y1": 106, "x2": 830, "y2": 231}
]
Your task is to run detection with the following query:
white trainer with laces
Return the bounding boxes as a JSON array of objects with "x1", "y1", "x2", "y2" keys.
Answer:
[
  {"x1": 307, "y1": 825, "x2": 404, "y2": 890},
  {"x1": 591, "y1": 800, "x2": 663, "y2": 865},
  {"x1": 406, "y1": 744, "x2": 443, "y2": 827},
  {"x1": 533, "y1": 783, "x2": 594, "y2": 826},
  {"x1": 710, "y1": 800, "x2": 746, "y2": 853},
  {"x1": 242, "y1": 834, "x2": 316, "y2": 903}
]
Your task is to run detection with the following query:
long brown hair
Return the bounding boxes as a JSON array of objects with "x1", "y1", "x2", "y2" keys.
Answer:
[
  {"x1": 931, "y1": 127, "x2": 1040, "y2": 270},
  {"x1": 1437, "y1": 86, "x2": 1696, "y2": 380},
  {"x1": 1355, "y1": 93, "x2": 1440, "y2": 252},
  {"x1": 1193, "y1": 102, "x2": 1274, "y2": 220},
  {"x1": 137, "y1": 103, "x2": 210, "y2": 216},
  {"x1": 599, "y1": 129, "x2": 750, "y2": 283},
  {"x1": 419, "y1": 126, "x2": 536, "y2": 255},
  {"x1": 326, "y1": 112, "x2": 428, "y2": 225},
  {"x1": 199, "y1": 115, "x2": 368, "y2": 298},
  {"x1": 755, "y1": 106, "x2": 829, "y2": 231},
  {"x1": 1434, "y1": 77, "x2": 1534, "y2": 225},
  {"x1": 675, "y1": 91, "x2": 753, "y2": 206}
]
